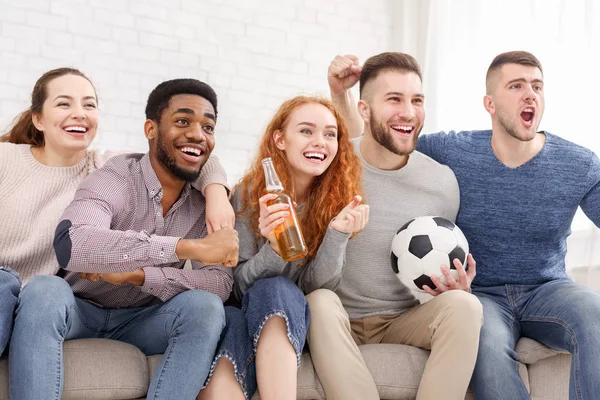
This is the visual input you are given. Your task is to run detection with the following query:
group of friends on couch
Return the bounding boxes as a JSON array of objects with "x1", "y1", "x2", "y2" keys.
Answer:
[{"x1": 1, "y1": 49, "x2": 599, "y2": 400}]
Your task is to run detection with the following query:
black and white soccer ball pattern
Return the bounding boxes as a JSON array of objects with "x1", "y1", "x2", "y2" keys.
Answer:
[{"x1": 391, "y1": 216, "x2": 469, "y2": 292}]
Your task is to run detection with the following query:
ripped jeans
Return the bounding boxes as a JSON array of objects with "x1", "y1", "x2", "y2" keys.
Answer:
[{"x1": 204, "y1": 276, "x2": 310, "y2": 399}]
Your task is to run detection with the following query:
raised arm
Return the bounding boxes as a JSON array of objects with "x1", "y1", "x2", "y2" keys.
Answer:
[{"x1": 328, "y1": 54, "x2": 364, "y2": 139}]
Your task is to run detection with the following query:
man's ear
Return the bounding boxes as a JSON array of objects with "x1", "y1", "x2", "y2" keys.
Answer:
[
  {"x1": 144, "y1": 120, "x2": 157, "y2": 140},
  {"x1": 483, "y1": 95, "x2": 495, "y2": 115},
  {"x1": 273, "y1": 129, "x2": 285, "y2": 151},
  {"x1": 357, "y1": 100, "x2": 370, "y2": 124},
  {"x1": 32, "y1": 113, "x2": 44, "y2": 132}
]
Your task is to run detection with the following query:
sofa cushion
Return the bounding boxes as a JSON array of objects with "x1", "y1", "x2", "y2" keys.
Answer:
[
  {"x1": 252, "y1": 341, "x2": 539, "y2": 400},
  {"x1": 61, "y1": 339, "x2": 149, "y2": 400},
  {"x1": 147, "y1": 354, "x2": 162, "y2": 383},
  {"x1": 527, "y1": 353, "x2": 571, "y2": 400},
  {"x1": 255, "y1": 343, "x2": 468, "y2": 400},
  {"x1": 0, "y1": 337, "x2": 567, "y2": 400},
  {"x1": 515, "y1": 337, "x2": 570, "y2": 365},
  {"x1": 0, "y1": 339, "x2": 149, "y2": 400}
]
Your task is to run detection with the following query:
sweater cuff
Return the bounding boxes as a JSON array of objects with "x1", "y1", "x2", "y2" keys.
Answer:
[
  {"x1": 325, "y1": 224, "x2": 352, "y2": 243},
  {"x1": 258, "y1": 241, "x2": 288, "y2": 271},
  {"x1": 193, "y1": 155, "x2": 229, "y2": 195}
]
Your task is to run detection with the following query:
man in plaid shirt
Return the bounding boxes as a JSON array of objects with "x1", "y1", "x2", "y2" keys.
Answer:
[{"x1": 10, "y1": 79, "x2": 239, "y2": 400}]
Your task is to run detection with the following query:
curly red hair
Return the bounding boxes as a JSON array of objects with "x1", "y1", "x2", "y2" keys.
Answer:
[{"x1": 237, "y1": 96, "x2": 363, "y2": 260}]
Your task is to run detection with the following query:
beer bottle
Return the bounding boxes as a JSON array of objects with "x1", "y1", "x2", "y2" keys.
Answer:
[{"x1": 261, "y1": 157, "x2": 308, "y2": 262}]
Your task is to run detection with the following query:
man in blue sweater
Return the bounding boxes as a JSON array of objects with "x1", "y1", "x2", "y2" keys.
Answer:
[{"x1": 330, "y1": 51, "x2": 600, "y2": 399}]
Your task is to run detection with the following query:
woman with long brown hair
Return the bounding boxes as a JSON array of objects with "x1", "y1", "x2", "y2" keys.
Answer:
[
  {"x1": 0, "y1": 68, "x2": 233, "y2": 357},
  {"x1": 199, "y1": 96, "x2": 369, "y2": 400}
]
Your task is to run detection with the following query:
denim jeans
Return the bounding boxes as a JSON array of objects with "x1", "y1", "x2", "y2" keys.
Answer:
[
  {"x1": 204, "y1": 276, "x2": 310, "y2": 400},
  {"x1": 471, "y1": 279, "x2": 600, "y2": 400},
  {"x1": 9, "y1": 275, "x2": 226, "y2": 400},
  {"x1": 0, "y1": 267, "x2": 21, "y2": 355}
]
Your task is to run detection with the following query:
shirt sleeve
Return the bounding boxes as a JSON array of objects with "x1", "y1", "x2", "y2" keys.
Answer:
[
  {"x1": 141, "y1": 262, "x2": 233, "y2": 302},
  {"x1": 297, "y1": 225, "x2": 352, "y2": 294},
  {"x1": 54, "y1": 167, "x2": 181, "y2": 273},
  {"x1": 580, "y1": 151, "x2": 600, "y2": 226},
  {"x1": 192, "y1": 154, "x2": 230, "y2": 195},
  {"x1": 416, "y1": 131, "x2": 449, "y2": 164}
]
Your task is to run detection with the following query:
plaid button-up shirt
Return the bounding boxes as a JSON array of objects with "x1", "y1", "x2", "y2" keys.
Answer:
[{"x1": 55, "y1": 153, "x2": 233, "y2": 308}]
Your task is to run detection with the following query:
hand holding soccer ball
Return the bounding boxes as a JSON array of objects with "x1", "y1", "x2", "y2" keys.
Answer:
[{"x1": 390, "y1": 216, "x2": 475, "y2": 295}]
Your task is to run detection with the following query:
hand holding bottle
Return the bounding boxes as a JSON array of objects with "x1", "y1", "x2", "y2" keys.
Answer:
[
  {"x1": 258, "y1": 193, "x2": 290, "y2": 254},
  {"x1": 261, "y1": 158, "x2": 308, "y2": 261},
  {"x1": 330, "y1": 195, "x2": 369, "y2": 234}
]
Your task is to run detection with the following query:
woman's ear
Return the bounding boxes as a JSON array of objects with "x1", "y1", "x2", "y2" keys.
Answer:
[
  {"x1": 273, "y1": 129, "x2": 285, "y2": 151},
  {"x1": 32, "y1": 113, "x2": 44, "y2": 132}
]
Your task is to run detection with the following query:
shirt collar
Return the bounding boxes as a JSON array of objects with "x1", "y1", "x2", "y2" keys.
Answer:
[
  {"x1": 140, "y1": 154, "x2": 163, "y2": 199},
  {"x1": 139, "y1": 154, "x2": 193, "y2": 201}
]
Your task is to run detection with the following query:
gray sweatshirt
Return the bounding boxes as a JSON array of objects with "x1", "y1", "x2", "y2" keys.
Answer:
[
  {"x1": 232, "y1": 187, "x2": 352, "y2": 301},
  {"x1": 335, "y1": 137, "x2": 460, "y2": 318}
]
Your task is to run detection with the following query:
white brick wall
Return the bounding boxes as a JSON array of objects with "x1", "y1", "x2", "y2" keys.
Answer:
[{"x1": 0, "y1": 0, "x2": 392, "y2": 184}]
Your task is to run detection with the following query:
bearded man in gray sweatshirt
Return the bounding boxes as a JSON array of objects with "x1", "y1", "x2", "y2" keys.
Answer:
[{"x1": 305, "y1": 52, "x2": 483, "y2": 400}]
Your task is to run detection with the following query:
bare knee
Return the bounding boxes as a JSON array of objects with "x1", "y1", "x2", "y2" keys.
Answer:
[
  {"x1": 198, "y1": 358, "x2": 244, "y2": 400},
  {"x1": 257, "y1": 316, "x2": 288, "y2": 349}
]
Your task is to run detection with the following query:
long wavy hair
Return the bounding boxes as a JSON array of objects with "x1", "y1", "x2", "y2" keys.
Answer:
[
  {"x1": 0, "y1": 67, "x2": 96, "y2": 145},
  {"x1": 238, "y1": 95, "x2": 363, "y2": 260}
]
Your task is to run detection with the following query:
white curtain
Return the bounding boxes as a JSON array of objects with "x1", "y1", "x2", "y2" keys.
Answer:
[{"x1": 392, "y1": 0, "x2": 600, "y2": 284}]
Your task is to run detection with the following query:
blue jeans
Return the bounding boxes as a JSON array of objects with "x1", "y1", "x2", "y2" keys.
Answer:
[
  {"x1": 472, "y1": 280, "x2": 600, "y2": 400},
  {"x1": 9, "y1": 275, "x2": 226, "y2": 400},
  {"x1": 0, "y1": 267, "x2": 21, "y2": 355},
  {"x1": 204, "y1": 276, "x2": 310, "y2": 400}
]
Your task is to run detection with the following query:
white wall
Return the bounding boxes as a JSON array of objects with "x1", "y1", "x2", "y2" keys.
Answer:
[{"x1": 0, "y1": 0, "x2": 392, "y2": 183}]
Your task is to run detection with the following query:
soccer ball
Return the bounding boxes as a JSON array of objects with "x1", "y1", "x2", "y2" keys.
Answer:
[{"x1": 390, "y1": 216, "x2": 469, "y2": 292}]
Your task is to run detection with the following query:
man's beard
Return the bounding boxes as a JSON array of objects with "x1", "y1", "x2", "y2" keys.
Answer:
[
  {"x1": 156, "y1": 133, "x2": 204, "y2": 182},
  {"x1": 370, "y1": 113, "x2": 420, "y2": 156},
  {"x1": 497, "y1": 110, "x2": 537, "y2": 142}
]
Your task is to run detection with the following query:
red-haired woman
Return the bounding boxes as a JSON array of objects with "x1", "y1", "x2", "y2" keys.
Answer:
[{"x1": 199, "y1": 96, "x2": 369, "y2": 400}]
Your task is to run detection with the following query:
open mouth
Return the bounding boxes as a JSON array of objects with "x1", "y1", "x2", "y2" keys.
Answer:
[
  {"x1": 303, "y1": 151, "x2": 327, "y2": 163},
  {"x1": 63, "y1": 125, "x2": 88, "y2": 137},
  {"x1": 520, "y1": 107, "x2": 535, "y2": 125},
  {"x1": 391, "y1": 125, "x2": 414, "y2": 136},
  {"x1": 177, "y1": 145, "x2": 205, "y2": 163}
]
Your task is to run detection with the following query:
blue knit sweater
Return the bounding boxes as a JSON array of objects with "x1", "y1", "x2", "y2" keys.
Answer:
[{"x1": 417, "y1": 130, "x2": 600, "y2": 287}]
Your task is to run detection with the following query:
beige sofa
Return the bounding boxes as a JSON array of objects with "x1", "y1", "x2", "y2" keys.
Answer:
[{"x1": 0, "y1": 337, "x2": 570, "y2": 399}]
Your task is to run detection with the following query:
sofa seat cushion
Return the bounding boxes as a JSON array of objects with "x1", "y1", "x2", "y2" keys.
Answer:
[
  {"x1": 0, "y1": 338, "x2": 149, "y2": 400},
  {"x1": 0, "y1": 337, "x2": 568, "y2": 400},
  {"x1": 254, "y1": 343, "x2": 469, "y2": 400},
  {"x1": 254, "y1": 341, "x2": 541, "y2": 400},
  {"x1": 515, "y1": 337, "x2": 570, "y2": 365}
]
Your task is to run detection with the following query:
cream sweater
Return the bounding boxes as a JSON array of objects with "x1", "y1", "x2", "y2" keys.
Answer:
[{"x1": 0, "y1": 143, "x2": 123, "y2": 283}]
